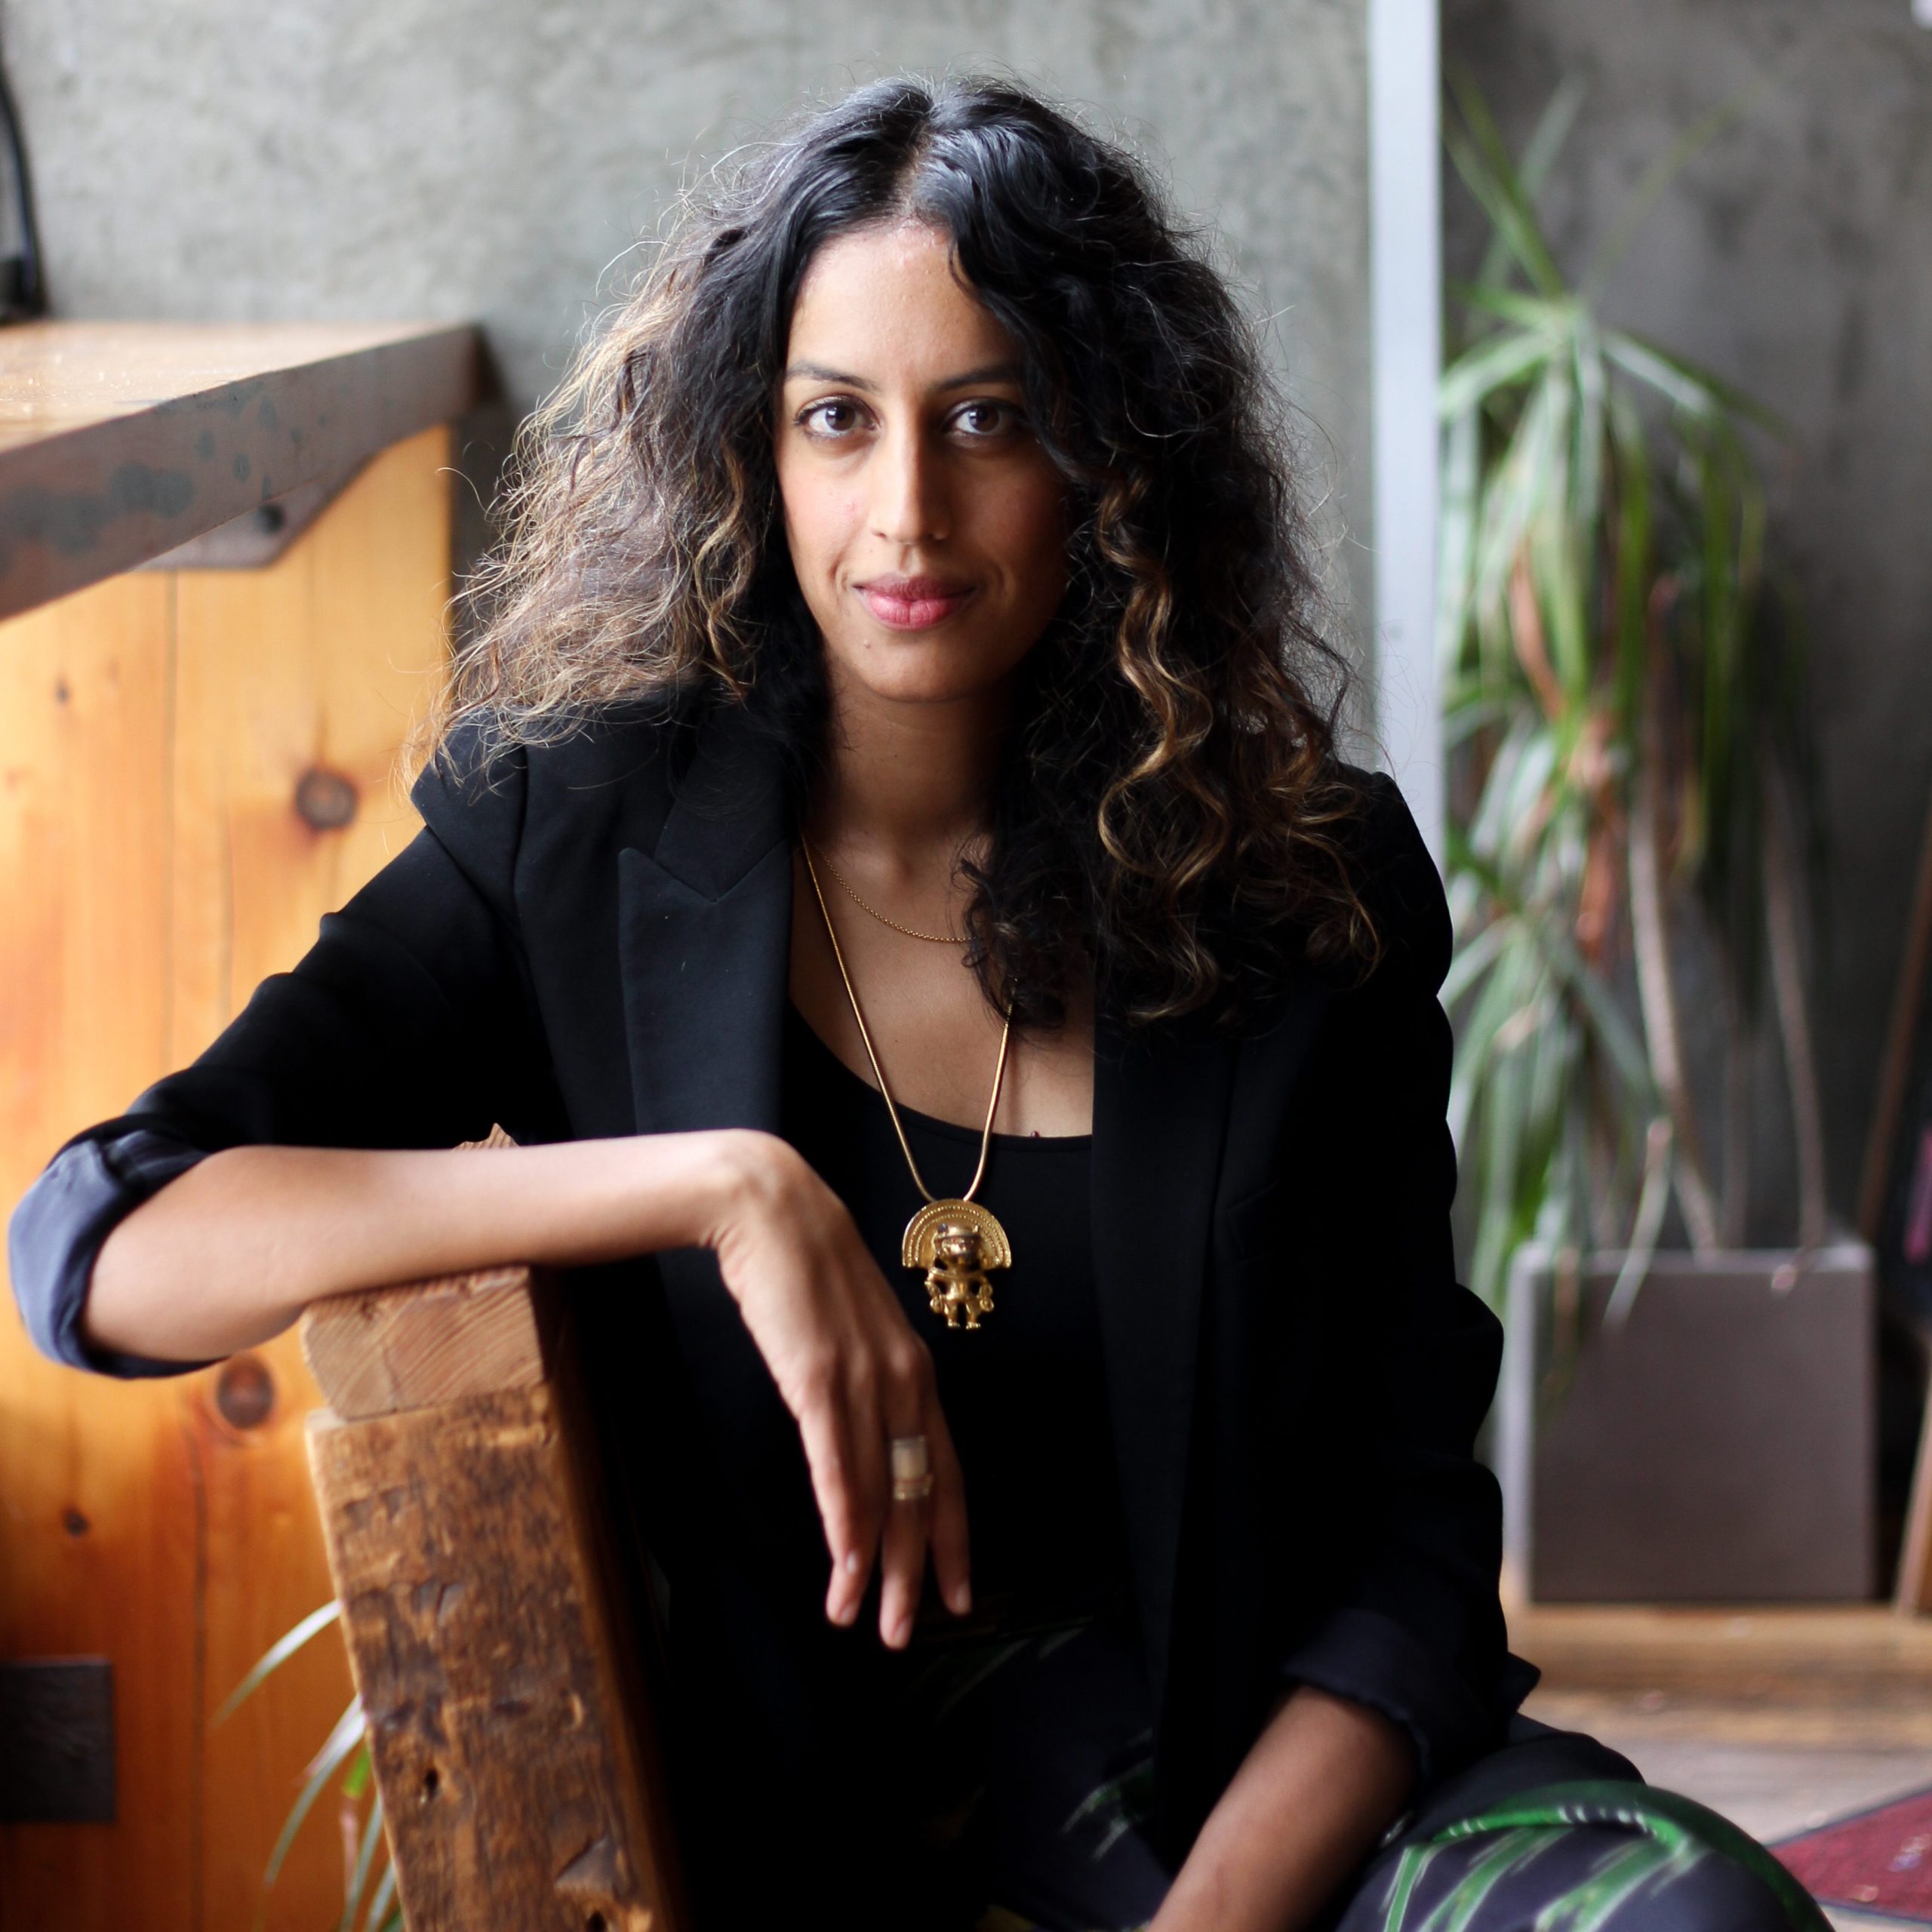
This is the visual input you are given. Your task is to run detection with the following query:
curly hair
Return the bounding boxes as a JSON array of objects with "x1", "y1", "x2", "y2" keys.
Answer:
[{"x1": 442, "y1": 74, "x2": 1376, "y2": 1027}]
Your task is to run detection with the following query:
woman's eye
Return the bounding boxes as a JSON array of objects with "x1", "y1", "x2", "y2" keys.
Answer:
[
  {"x1": 800, "y1": 399, "x2": 865, "y2": 436},
  {"x1": 952, "y1": 400, "x2": 1020, "y2": 438}
]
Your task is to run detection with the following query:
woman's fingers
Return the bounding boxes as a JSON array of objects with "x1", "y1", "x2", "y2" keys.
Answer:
[
  {"x1": 843, "y1": 1368, "x2": 889, "y2": 1620},
  {"x1": 875, "y1": 1343, "x2": 935, "y2": 1645},
  {"x1": 877, "y1": 1336, "x2": 971, "y2": 1645},
  {"x1": 925, "y1": 1412, "x2": 973, "y2": 1619},
  {"x1": 717, "y1": 1162, "x2": 969, "y2": 1642},
  {"x1": 798, "y1": 1389, "x2": 869, "y2": 1626},
  {"x1": 876, "y1": 1464, "x2": 928, "y2": 1647}
]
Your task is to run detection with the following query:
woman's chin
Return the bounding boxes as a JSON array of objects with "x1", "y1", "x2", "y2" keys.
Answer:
[{"x1": 825, "y1": 634, "x2": 1030, "y2": 709}]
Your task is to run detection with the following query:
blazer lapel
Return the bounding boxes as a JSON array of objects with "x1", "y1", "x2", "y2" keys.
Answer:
[
  {"x1": 620, "y1": 707, "x2": 792, "y2": 1141},
  {"x1": 617, "y1": 711, "x2": 811, "y2": 1544},
  {"x1": 1092, "y1": 1017, "x2": 1238, "y2": 1715}
]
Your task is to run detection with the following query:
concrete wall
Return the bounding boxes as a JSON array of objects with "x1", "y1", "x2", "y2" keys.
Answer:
[
  {"x1": 1444, "y1": 0, "x2": 1932, "y2": 1233},
  {"x1": 3, "y1": 0, "x2": 1373, "y2": 623}
]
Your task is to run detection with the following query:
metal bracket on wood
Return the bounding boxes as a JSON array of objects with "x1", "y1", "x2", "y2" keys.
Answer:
[
  {"x1": 137, "y1": 456, "x2": 368, "y2": 570},
  {"x1": 0, "y1": 1657, "x2": 115, "y2": 1823}
]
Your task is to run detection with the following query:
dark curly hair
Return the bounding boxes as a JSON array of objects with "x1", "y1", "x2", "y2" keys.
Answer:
[{"x1": 442, "y1": 74, "x2": 1376, "y2": 1026}]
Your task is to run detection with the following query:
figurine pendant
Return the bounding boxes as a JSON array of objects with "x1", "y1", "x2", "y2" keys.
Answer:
[{"x1": 902, "y1": 1198, "x2": 1014, "y2": 1331}]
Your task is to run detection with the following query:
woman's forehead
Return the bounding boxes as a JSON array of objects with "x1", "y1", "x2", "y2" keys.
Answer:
[{"x1": 784, "y1": 221, "x2": 1019, "y2": 385}]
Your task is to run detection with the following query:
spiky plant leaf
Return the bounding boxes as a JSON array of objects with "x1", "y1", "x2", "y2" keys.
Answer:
[
  {"x1": 211, "y1": 1600, "x2": 340, "y2": 1729},
  {"x1": 254, "y1": 1694, "x2": 366, "y2": 1930},
  {"x1": 1441, "y1": 73, "x2": 1803, "y2": 1313},
  {"x1": 340, "y1": 1789, "x2": 386, "y2": 1932},
  {"x1": 367, "y1": 1863, "x2": 399, "y2": 1932}
]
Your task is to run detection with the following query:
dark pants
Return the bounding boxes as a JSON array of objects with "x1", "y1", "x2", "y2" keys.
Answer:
[
  {"x1": 1321, "y1": 1719, "x2": 1823, "y2": 1932},
  {"x1": 912, "y1": 1626, "x2": 1823, "y2": 1932}
]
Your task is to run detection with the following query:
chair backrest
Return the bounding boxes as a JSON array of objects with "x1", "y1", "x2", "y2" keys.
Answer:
[{"x1": 302, "y1": 1258, "x2": 687, "y2": 1932}]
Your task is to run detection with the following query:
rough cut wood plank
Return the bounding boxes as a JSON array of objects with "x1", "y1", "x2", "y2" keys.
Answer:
[
  {"x1": 0, "y1": 321, "x2": 481, "y2": 618},
  {"x1": 308, "y1": 1374, "x2": 682, "y2": 1932},
  {"x1": 302, "y1": 1266, "x2": 558, "y2": 1420}
]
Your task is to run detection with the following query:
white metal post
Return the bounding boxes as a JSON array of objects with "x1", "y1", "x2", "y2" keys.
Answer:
[{"x1": 1368, "y1": 0, "x2": 1444, "y2": 864}]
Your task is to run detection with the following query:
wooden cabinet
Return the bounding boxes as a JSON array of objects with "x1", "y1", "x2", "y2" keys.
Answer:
[{"x1": 0, "y1": 324, "x2": 478, "y2": 1930}]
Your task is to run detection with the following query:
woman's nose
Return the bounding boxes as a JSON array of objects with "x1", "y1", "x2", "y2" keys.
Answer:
[{"x1": 870, "y1": 422, "x2": 949, "y2": 545}]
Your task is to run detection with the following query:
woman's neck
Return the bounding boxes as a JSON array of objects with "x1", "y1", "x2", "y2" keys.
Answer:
[{"x1": 811, "y1": 672, "x2": 1009, "y2": 866}]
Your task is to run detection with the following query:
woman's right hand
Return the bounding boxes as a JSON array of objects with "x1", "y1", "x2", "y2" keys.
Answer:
[
  {"x1": 700, "y1": 1129, "x2": 971, "y2": 1647},
  {"x1": 82, "y1": 1120, "x2": 968, "y2": 1644}
]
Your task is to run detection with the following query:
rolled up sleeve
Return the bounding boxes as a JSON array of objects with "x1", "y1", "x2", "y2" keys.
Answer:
[
  {"x1": 1281, "y1": 1606, "x2": 1539, "y2": 1789},
  {"x1": 9, "y1": 1125, "x2": 213, "y2": 1377}
]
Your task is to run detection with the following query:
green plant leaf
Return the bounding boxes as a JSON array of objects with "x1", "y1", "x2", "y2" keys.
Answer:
[
  {"x1": 1470, "y1": 76, "x2": 1586, "y2": 297},
  {"x1": 1447, "y1": 282, "x2": 1579, "y2": 334},
  {"x1": 212, "y1": 1601, "x2": 340, "y2": 1729},
  {"x1": 257, "y1": 1694, "x2": 366, "y2": 1927},
  {"x1": 340, "y1": 1788, "x2": 386, "y2": 1932},
  {"x1": 1515, "y1": 77, "x2": 1587, "y2": 205},
  {"x1": 1602, "y1": 329, "x2": 1789, "y2": 437},
  {"x1": 1604, "y1": 392, "x2": 1654, "y2": 737},
  {"x1": 1583, "y1": 78, "x2": 1772, "y2": 301},
  {"x1": 1441, "y1": 916, "x2": 1510, "y2": 1013},
  {"x1": 1445, "y1": 66, "x2": 1568, "y2": 297},
  {"x1": 367, "y1": 1863, "x2": 398, "y2": 1932},
  {"x1": 1438, "y1": 326, "x2": 1558, "y2": 420},
  {"x1": 1440, "y1": 69, "x2": 1807, "y2": 1324},
  {"x1": 1437, "y1": 407, "x2": 1482, "y2": 666}
]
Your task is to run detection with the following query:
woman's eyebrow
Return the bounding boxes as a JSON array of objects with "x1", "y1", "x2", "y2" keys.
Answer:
[
  {"x1": 936, "y1": 360, "x2": 1024, "y2": 388},
  {"x1": 784, "y1": 361, "x2": 873, "y2": 389},
  {"x1": 780, "y1": 360, "x2": 1025, "y2": 389}
]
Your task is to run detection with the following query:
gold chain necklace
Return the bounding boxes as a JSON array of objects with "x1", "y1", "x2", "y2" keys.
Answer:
[
  {"x1": 801, "y1": 841, "x2": 1014, "y2": 1331},
  {"x1": 813, "y1": 844, "x2": 968, "y2": 945}
]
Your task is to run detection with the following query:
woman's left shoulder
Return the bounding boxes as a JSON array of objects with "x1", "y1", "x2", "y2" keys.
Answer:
[{"x1": 1324, "y1": 764, "x2": 1451, "y2": 995}]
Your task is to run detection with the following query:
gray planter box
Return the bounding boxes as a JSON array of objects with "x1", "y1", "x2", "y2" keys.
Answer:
[{"x1": 1496, "y1": 1242, "x2": 1877, "y2": 1601}]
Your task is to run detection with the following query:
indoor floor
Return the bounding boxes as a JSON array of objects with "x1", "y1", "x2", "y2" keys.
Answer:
[{"x1": 1514, "y1": 1607, "x2": 1932, "y2": 1930}]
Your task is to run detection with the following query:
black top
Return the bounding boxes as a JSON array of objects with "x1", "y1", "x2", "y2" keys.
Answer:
[
  {"x1": 8, "y1": 703, "x2": 1532, "y2": 1910},
  {"x1": 779, "y1": 1001, "x2": 1132, "y2": 1620}
]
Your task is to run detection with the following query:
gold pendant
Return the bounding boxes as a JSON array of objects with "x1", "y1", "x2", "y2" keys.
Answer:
[{"x1": 902, "y1": 1199, "x2": 1013, "y2": 1331}]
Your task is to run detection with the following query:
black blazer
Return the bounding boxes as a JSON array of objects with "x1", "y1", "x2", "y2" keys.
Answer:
[{"x1": 11, "y1": 700, "x2": 1528, "y2": 1863}]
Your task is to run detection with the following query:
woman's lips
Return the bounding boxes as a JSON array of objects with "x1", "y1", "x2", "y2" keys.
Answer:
[{"x1": 857, "y1": 577, "x2": 977, "y2": 630}]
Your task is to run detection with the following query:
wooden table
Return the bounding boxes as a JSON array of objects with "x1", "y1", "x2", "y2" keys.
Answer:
[
  {"x1": 0, "y1": 321, "x2": 477, "y2": 616},
  {"x1": 0, "y1": 320, "x2": 480, "y2": 1932}
]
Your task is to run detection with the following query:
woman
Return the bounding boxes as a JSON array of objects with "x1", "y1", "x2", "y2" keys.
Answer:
[{"x1": 11, "y1": 77, "x2": 1817, "y2": 1932}]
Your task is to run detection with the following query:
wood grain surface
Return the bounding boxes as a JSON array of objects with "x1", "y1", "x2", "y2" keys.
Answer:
[
  {"x1": 0, "y1": 568, "x2": 200, "y2": 1924},
  {"x1": 0, "y1": 425, "x2": 453, "y2": 1930},
  {"x1": 303, "y1": 1267, "x2": 557, "y2": 1421},
  {"x1": 1515, "y1": 1603, "x2": 1932, "y2": 1751},
  {"x1": 306, "y1": 1269, "x2": 685, "y2": 1932}
]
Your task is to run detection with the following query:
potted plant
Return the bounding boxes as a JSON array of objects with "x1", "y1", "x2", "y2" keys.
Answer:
[{"x1": 1438, "y1": 75, "x2": 1875, "y2": 1602}]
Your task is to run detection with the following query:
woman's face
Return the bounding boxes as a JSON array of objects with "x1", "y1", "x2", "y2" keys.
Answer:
[{"x1": 775, "y1": 220, "x2": 1068, "y2": 711}]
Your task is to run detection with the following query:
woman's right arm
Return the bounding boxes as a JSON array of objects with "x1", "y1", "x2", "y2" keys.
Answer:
[
  {"x1": 90, "y1": 1124, "x2": 971, "y2": 1647},
  {"x1": 85, "y1": 1130, "x2": 755, "y2": 1362},
  {"x1": 25, "y1": 728, "x2": 968, "y2": 1645}
]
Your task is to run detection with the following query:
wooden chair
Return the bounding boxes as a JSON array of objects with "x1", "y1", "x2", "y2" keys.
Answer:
[{"x1": 301, "y1": 1250, "x2": 687, "y2": 1931}]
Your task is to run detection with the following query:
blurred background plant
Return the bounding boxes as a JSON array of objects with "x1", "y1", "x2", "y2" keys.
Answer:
[
  {"x1": 1438, "y1": 70, "x2": 1823, "y2": 1320},
  {"x1": 217, "y1": 1604, "x2": 396, "y2": 1932}
]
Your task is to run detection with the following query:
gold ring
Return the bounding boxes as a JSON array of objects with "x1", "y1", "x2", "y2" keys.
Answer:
[
  {"x1": 891, "y1": 1472, "x2": 935, "y2": 1503},
  {"x1": 888, "y1": 1435, "x2": 931, "y2": 1483}
]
